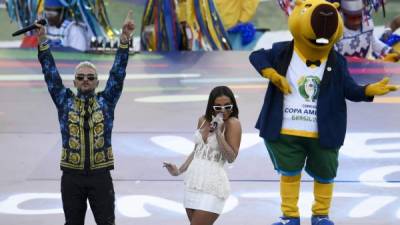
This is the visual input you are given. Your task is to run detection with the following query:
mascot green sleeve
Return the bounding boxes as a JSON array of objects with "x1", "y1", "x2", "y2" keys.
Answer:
[{"x1": 249, "y1": 0, "x2": 397, "y2": 225}]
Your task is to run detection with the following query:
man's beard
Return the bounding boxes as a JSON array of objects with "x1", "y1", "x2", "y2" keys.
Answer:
[{"x1": 78, "y1": 88, "x2": 95, "y2": 95}]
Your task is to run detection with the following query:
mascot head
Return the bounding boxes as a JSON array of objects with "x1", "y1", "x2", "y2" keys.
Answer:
[{"x1": 288, "y1": 0, "x2": 343, "y2": 61}]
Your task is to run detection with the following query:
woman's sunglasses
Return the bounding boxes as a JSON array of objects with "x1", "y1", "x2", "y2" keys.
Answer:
[
  {"x1": 75, "y1": 73, "x2": 97, "y2": 81},
  {"x1": 213, "y1": 105, "x2": 233, "y2": 111}
]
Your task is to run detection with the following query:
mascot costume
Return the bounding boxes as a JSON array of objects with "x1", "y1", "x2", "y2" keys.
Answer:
[{"x1": 249, "y1": 0, "x2": 397, "y2": 225}]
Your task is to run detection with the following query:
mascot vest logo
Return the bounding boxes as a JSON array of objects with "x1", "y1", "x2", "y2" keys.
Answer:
[{"x1": 298, "y1": 75, "x2": 320, "y2": 102}]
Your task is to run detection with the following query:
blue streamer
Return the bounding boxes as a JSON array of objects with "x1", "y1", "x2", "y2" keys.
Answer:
[
  {"x1": 382, "y1": 34, "x2": 400, "y2": 47},
  {"x1": 194, "y1": 0, "x2": 218, "y2": 50}
]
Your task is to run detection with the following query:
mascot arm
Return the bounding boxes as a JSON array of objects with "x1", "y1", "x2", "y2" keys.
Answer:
[
  {"x1": 261, "y1": 68, "x2": 292, "y2": 95},
  {"x1": 249, "y1": 48, "x2": 274, "y2": 71},
  {"x1": 342, "y1": 60, "x2": 374, "y2": 102},
  {"x1": 365, "y1": 77, "x2": 398, "y2": 97},
  {"x1": 249, "y1": 49, "x2": 291, "y2": 94}
]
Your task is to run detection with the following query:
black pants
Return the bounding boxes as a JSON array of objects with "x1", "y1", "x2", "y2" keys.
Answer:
[{"x1": 61, "y1": 171, "x2": 115, "y2": 225}]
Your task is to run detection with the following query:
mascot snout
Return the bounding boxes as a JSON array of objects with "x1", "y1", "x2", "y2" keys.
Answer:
[
  {"x1": 288, "y1": 0, "x2": 343, "y2": 60},
  {"x1": 311, "y1": 4, "x2": 339, "y2": 43}
]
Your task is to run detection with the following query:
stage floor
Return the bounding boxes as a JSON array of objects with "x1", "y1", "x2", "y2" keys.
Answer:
[{"x1": 0, "y1": 49, "x2": 399, "y2": 225}]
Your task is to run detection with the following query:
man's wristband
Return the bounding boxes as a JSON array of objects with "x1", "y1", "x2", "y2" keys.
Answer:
[
  {"x1": 39, "y1": 39, "x2": 50, "y2": 51},
  {"x1": 120, "y1": 35, "x2": 131, "y2": 49},
  {"x1": 120, "y1": 41, "x2": 129, "y2": 49}
]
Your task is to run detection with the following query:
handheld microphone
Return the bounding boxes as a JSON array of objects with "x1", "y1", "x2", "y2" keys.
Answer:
[
  {"x1": 12, "y1": 19, "x2": 47, "y2": 37},
  {"x1": 211, "y1": 121, "x2": 218, "y2": 131},
  {"x1": 210, "y1": 113, "x2": 223, "y2": 132}
]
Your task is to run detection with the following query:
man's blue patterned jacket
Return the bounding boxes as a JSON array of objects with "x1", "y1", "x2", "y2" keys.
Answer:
[{"x1": 38, "y1": 45, "x2": 129, "y2": 172}]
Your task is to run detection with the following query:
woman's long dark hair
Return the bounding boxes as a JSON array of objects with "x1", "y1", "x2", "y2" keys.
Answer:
[{"x1": 204, "y1": 86, "x2": 239, "y2": 122}]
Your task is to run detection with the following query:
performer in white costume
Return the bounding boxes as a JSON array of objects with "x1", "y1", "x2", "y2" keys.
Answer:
[
  {"x1": 335, "y1": 0, "x2": 398, "y2": 60},
  {"x1": 44, "y1": 0, "x2": 89, "y2": 51},
  {"x1": 163, "y1": 86, "x2": 242, "y2": 225}
]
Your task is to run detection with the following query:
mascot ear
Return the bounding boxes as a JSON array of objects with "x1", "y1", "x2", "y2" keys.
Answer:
[
  {"x1": 332, "y1": 2, "x2": 340, "y2": 9},
  {"x1": 295, "y1": 0, "x2": 303, "y2": 6}
]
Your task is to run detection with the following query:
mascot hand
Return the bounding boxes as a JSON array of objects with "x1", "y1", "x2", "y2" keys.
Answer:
[
  {"x1": 382, "y1": 52, "x2": 400, "y2": 62},
  {"x1": 261, "y1": 68, "x2": 292, "y2": 95},
  {"x1": 365, "y1": 77, "x2": 398, "y2": 96}
]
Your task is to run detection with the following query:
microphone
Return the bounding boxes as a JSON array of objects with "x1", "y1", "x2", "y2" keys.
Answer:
[
  {"x1": 210, "y1": 113, "x2": 223, "y2": 132},
  {"x1": 211, "y1": 121, "x2": 218, "y2": 131},
  {"x1": 12, "y1": 19, "x2": 47, "y2": 37}
]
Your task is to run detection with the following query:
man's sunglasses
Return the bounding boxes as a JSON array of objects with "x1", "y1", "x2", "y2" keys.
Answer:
[
  {"x1": 75, "y1": 73, "x2": 97, "y2": 81},
  {"x1": 213, "y1": 105, "x2": 233, "y2": 111}
]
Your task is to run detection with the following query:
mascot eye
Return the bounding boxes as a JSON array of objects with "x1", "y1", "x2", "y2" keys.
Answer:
[{"x1": 305, "y1": 3, "x2": 312, "y2": 8}]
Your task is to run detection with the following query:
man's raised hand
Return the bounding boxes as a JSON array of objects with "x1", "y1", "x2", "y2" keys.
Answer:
[{"x1": 120, "y1": 10, "x2": 135, "y2": 44}]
